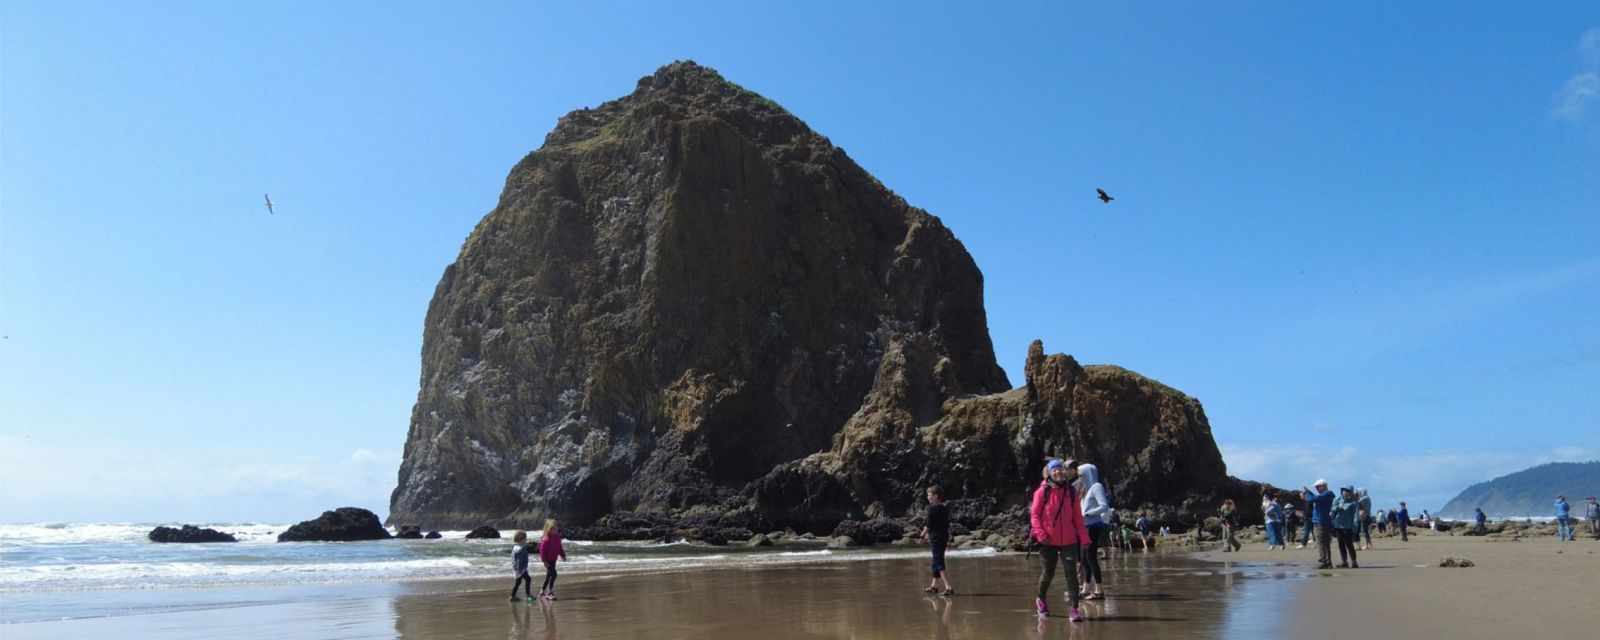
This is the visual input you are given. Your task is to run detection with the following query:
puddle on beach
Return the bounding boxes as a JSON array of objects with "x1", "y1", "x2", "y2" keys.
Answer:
[{"x1": 4, "y1": 552, "x2": 1314, "y2": 639}]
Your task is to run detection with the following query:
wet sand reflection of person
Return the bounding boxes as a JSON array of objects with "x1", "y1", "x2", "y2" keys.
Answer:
[
  {"x1": 539, "y1": 599, "x2": 559, "y2": 640},
  {"x1": 927, "y1": 596, "x2": 952, "y2": 640},
  {"x1": 507, "y1": 599, "x2": 530, "y2": 640}
]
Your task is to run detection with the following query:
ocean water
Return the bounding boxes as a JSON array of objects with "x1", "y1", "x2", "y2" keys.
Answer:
[{"x1": 0, "y1": 522, "x2": 996, "y2": 624}]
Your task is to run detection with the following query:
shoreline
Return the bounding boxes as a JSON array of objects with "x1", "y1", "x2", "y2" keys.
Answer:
[{"x1": 6, "y1": 548, "x2": 1305, "y2": 639}]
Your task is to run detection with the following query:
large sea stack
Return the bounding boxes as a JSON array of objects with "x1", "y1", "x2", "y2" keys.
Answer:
[{"x1": 390, "y1": 61, "x2": 1265, "y2": 535}]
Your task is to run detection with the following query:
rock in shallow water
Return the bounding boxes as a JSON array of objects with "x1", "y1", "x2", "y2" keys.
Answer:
[
  {"x1": 464, "y1": 525, "x2": 501, "y2": 539},
  {"x1": 148, "y1": 525, "x2": 237, "y2": 543},
  {"x1": 277, "y1": 508, "x2": 392, "y2": 542}
]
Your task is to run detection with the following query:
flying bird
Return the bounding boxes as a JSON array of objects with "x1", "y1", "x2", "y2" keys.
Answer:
[
  {"x1": 1096, "y1": 188, "x2": 1114, "y2": 204},
  {"x1": 264, "y1": 194, "x2": 275, "y2": 215}
]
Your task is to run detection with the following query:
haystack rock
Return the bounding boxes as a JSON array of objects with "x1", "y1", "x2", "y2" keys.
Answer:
[{"x1": 390, "y1": 61, "x2": 1267, "y2": 535}]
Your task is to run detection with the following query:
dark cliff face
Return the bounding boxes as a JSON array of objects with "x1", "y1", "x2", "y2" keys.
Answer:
[{"x1": 389, "y1": 61, "x2": 1010, "y2": 528}]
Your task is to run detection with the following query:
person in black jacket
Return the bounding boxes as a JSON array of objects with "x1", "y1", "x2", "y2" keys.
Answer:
[{"x1": 919, "y1": 485, "x2": 955, "y2": 595}]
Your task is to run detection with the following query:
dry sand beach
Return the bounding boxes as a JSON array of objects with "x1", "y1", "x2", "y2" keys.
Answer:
[{"x1": 1194, "y1": 528, "x2": 1599, "y2": 639}]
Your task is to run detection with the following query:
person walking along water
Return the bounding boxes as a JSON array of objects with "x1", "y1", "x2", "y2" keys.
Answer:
[
  {"x1": 1030, "y1": 458, "x2": 1090, "y2": 622},
  {"x1": 1474, "y1": 508, "x2": 1487, "y2": 535},
  {"x1": 1303, "y1": 480, "x2": 1336, "y2": 570},
  {"x1": 1076, "y1": 463, "x2": 1110, "y2": 600},
  {"x1": 1332, "y1": 487, "x2": 1360, "y2": 568},
  {"x1": 1218, "y1": 499, "x2": 1242, "y2": 552}
]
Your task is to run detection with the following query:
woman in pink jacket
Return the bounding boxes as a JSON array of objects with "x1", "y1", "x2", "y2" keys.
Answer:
[{"x1": 1030, "y1": 458, "x2": 1091, "y2": 621}]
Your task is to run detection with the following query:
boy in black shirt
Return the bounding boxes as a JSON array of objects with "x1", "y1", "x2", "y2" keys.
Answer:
[{"x1": 919, "y1": 485, "x2": 954, "y2": 595}]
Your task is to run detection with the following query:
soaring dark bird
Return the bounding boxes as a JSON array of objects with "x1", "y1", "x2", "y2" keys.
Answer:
[
  {"x1": 264, "y1": 194, "x2": 275, "y2": 215},
  {"x1": 1096, "y1": 188, "x2": 1114, "y2": 204}
]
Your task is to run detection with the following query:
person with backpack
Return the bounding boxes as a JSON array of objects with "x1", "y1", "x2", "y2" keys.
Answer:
[{"x1": 1030, "y1": 458, "x2": 1090, "y2": 622}]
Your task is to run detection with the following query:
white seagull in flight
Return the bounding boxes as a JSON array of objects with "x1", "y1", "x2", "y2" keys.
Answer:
[{"x1": 264, "y1": 194, "x2": 276, "y2": 215}]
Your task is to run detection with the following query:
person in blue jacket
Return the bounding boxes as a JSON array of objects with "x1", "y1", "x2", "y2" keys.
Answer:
[
  {"x1": 1554, "y1": 496, "x2": 1573, "y2": 541},
  {"x1": 1302, "y1": 480, "x2": 1336, "y2": 569},
  {"x1": 1473, "y1": 508, "x2": 1487, "y2": 534}
]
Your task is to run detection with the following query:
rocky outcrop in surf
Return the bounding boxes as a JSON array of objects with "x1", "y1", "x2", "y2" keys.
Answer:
[
  {"x1": 277, "y1": 508, "x2": 392, "y2": 542},
  {"x1": 148, "y1": 525, "x2": 237, "y2": 543},
  {"x1": 389, "y1": 61, "x2": 1272, "y2": 538}
]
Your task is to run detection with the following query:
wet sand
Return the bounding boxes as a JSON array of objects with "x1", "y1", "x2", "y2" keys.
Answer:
[
  {"x1": 5, "y1": 550, "x2": 1307, "y2": 639},
  {"x1": 1192, "y1": 529, "x2": 1600, "y2": 639}
]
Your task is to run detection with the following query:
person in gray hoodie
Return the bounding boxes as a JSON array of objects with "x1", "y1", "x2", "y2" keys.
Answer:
[{"x1": 1076, "y1": 463, "x2": 1111, "y2": 600}]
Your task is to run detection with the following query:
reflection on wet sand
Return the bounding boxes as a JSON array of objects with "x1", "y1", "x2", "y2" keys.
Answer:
[{"x1": 390, "y1": 552, "x2": 1305, "y2": 639}]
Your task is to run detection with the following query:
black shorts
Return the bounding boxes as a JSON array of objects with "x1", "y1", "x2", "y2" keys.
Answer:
[{"x1": 929, "y1": 538, "x2": 948, "y2": 574}]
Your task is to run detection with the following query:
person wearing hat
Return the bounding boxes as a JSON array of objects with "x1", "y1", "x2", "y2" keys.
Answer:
[
  {"x1": 1030, "y1": 457, "x2": 1091, "y2": 622},
  {"x1": 1302, "y1": 480, "x2": 1337, "y2": 569}
]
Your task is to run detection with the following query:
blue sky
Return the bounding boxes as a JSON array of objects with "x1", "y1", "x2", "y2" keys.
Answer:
[{"x1": 3, "y1": 2, "x2": 1597, "y2": 522}]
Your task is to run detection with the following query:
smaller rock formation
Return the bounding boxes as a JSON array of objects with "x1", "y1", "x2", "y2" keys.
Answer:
[
  {"x1": 425, "y1": 531, "x2": 442, "y2": 539},
  {"x1": 148, "y1": 525, "x2": 237, "y2": 543},
  {"x1": 464, "y1": 525, "x2": 501, "y2": 539},
  {"x1": 1439, "y1": 556, "x2": 1475, "y2": 568},
  {"x1": 395, "y1": 525, "x2": 424, "y2": 539},
  {"x1": 277, "y1": 508, "x2": 392, "y2": 542}
]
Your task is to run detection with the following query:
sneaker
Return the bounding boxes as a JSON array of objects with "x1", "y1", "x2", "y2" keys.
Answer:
[
  {"x1": 1035, "y1": 597, "x2": 1049, "y2": 617},
  {"x1": 1069, "y1": 607, "x2": 1084, "y2": 622}
]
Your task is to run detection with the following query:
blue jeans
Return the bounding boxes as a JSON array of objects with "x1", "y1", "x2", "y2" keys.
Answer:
[
  {"x1": 1557, "y1": 517, "x2": 1573, "y2": 541},
  {"x1": 1266, "y1": 522, "x2": 1282, "y2": 546},
  {"x1": 1300, "y1": 520, "x2": 1314, "y2": 545}
]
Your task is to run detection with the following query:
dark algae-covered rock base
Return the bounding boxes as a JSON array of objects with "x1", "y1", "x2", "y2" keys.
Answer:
[
  {"x1": 148, "y1": 525, "x2": 237, "y2": 543},
  {"x1": 464, "y1": 525, "x2": 501, "y2": 539},
  {"x1": 277, "y1": 508, "x2": 392, "y2": 542},
  {"x1": 389, "y1": 61, "x2": 1276, "y2": 541}
]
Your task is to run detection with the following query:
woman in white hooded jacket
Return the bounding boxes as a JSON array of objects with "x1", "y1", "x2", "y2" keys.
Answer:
[{"x1": 1076, "y1": 463, "x2": 1111, "y2": 599}]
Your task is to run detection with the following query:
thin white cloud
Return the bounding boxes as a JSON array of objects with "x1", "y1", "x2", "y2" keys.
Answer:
[
  {"x1": 1554, "y1": 73, "x2": 1599, "y2": 121},
  {"x1": 1581, "y1": 27, "x2": 1600, "y2": 69},
  {"x1": 1554, "y1": 27, "x2": 1600, "y2": 122}
]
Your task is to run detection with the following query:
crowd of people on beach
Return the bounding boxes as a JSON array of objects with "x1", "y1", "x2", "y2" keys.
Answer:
[{"x1": 500, "y1": 460, "x2": 1600, "y2": 626}]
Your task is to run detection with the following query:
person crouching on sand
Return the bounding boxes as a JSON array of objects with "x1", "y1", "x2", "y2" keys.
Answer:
[
  {"x1": 510, "y1": 531, "x2": 535, "y2": 601},
  {"x1": 537, "y1": 520, "x2": 568, "y2": 600},
  {"x1": 1030, "y1": 458, "x2": 1090, "y2": 622},
  {"x1": 919, "y1": 485, "x2": 954, "y2": 595}
]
